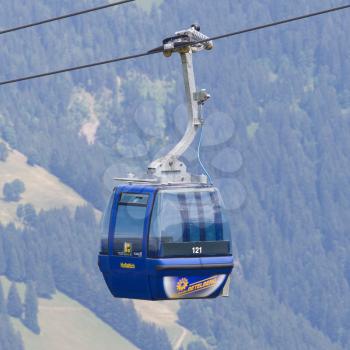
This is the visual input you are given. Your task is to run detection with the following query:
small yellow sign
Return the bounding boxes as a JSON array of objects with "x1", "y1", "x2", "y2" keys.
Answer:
[
  {"x1": 124, "y1": 242, "x2": 132, "y2": 256},
  {"x1": 120, "y1": 263, "x2": 136, "y2": 269}
]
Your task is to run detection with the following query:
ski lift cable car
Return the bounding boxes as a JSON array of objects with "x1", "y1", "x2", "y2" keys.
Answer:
[{"x1": 98, "y1": 25, "x2": 234, "y2": 300}]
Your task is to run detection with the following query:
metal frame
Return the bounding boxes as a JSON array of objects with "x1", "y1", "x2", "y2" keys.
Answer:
[
  {"x1": 119, "y1": 25, "x2": 214, "y2": 185},
  {"x1": 148, "y1": 50, "x2": 208, "y2": 183}
]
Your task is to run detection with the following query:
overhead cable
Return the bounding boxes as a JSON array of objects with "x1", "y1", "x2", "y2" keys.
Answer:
[
  {"x1": 1, "y1": 3, "x2": 349, "y2": 86},
  {"x1": 0, "y1": 0, "x2": 135, "y2": 35}
]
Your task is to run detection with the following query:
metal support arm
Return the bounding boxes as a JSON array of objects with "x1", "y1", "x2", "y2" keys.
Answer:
[{"x1": 148, "y1": 25, "x2": 212, "y2": 184}]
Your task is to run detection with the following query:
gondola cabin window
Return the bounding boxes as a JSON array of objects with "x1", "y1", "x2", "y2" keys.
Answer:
[
  {"x1": 148, "y1": 188, "x2": 231, "y2": 258},
  {"x1": 113, "y1": 193, "x2": 149, "y2": 257}
]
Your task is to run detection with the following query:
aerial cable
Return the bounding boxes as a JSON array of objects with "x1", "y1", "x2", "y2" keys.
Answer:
[
  {"x1": 0, "y1": 51, "x2": 156, "y2": 86},
  {"x1": 1, "y1": 3, "x2": 350, "y2": 86},
  {"x1": 189, "y1": 3, "x2": 350, "y2": 47},
  {"x1": 0, "y1": 0, "x2": 135, "y2": 36}
]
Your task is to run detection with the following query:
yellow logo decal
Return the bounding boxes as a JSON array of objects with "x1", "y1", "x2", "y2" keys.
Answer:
[
  {"x1": 120, "y1": 263, "x2": 136, "y2": 269},
  {"x1": 176, "y1": 276, "x2": 218, "y2": 296},
  {"x1": 176, "y1": 278, "x2": 189, "y2": 292}
]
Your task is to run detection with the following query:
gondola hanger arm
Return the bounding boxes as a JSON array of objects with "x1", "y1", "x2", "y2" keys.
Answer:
[{"x1": 147, "y1": 25, "x2": 213, "y2": 184}]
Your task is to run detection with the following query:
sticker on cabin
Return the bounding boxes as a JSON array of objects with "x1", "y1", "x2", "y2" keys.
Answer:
[
  {"x1": 163, "y1": 275, "x2": 226, "y2": 299},
  {"x1": 120, "y1": 262, "x2": 136, "y2": 269}
]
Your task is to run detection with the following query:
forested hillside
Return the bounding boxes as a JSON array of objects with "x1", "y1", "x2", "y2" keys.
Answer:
[
  {"x1": 0, "y1": 0, "x2": 350, "y2": 349},
  {"x1": 0, "y1": 206, "x2": 170, "y2": 350}
]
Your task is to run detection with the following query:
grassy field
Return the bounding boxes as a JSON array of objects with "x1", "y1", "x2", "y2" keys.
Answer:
[
  {"x1": 0, "y1": 145, "x2": 91, "y2": 226},
  {"x1": 1, "y1": 277, "x2": 138, "y2": 350},
  {"x1": 133, "y1": 300, "x2": 199, "y2": 349}
]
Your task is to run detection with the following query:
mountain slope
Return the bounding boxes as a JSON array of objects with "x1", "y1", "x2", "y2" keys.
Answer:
[
  {"x1": 1, "y1": 0, "x2": 350, "y2": 349},
  {"x1": 0, "y1": 144, "x2": 89, "y2": 225},
  {"x1": 0, "y1": 144, "x2": 192, "y2": 349},
  {"x1": 133, "y1": 300, "x2": 199, "y2": 350},
  {"x1": 0, "y1": 277, "x2": 138, "y2": 350}
]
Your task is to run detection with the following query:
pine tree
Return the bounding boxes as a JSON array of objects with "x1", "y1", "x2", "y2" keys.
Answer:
[
  {"x1": 16, "y1": 204, "x2": 37, "y2": 226},
  {"x1": 0, "y1": 280, "x2": 6, "y2": 314},
  {"x1": 6, "y1": 246, "x2": 24, "y2": 282},
  {"x1": 24, "y1": 251, "x2": 38, "y2": 282},
  {"x1": 0, "y1": 234, "x2": 6, "y2": 275},
  {"x1": 36, "y1": 265, "x2": 56, "y2": 299},
  {"x1": 0, "y1": 142, "x2": 8, "y2": 162},
  {"x1": 3, "y1": 179, "x2": 25, "y2": 202},
  {"x1": 23, "y1": 282, "x2": 40, "y2": 334},
  {"x1": 74, "y1": 205, "x2": 96, "y2": 228},
  {"x1": 0, "y1": 314, "x2": 24, "y2": 350},
  {"x1": 4, "y1": 224, "x2": 25, "y2": 282},
  {"x1": 7, "y1": 283, "x2": 23, "y2": 318}
]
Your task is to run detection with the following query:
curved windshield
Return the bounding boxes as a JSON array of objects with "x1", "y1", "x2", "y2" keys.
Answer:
[
  {"x1": 148, "y1": 188, "x2": 231, "y2": 258},
  {"x1": 100, "y1": 191, "x2": 114, "y2": 255},
  {"x1": 112, "y1": 193, "x2": 149, "y2": 257}
]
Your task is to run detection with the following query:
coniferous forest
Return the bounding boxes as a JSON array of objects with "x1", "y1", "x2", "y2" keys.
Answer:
[{"x1": 0, "y1": 0, "x2": 350, "y2": 349}]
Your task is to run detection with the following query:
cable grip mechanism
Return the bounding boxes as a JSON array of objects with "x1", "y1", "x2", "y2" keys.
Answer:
[{"x1": 163, "y1": 24, "x2": 213, "y2": 57}]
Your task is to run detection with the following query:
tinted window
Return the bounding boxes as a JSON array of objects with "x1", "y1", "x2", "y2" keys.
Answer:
[
  {"x1": 120, "y1": 193, "x2": 149, "y2": 205},
  {"x1": 115, "y1": 205, "x2": 147, "y2": 239},
  {"x1": 113, "y1": 193, "x2": 148, "y2": 257},
  {"x1": 148, "y1": 188, "x2": 231, "y2": 258}
]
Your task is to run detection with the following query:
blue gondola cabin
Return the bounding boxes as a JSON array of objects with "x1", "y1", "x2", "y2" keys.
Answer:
[{"x1": 98, "y1": 184, "x2": 234, "y2": 300}]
